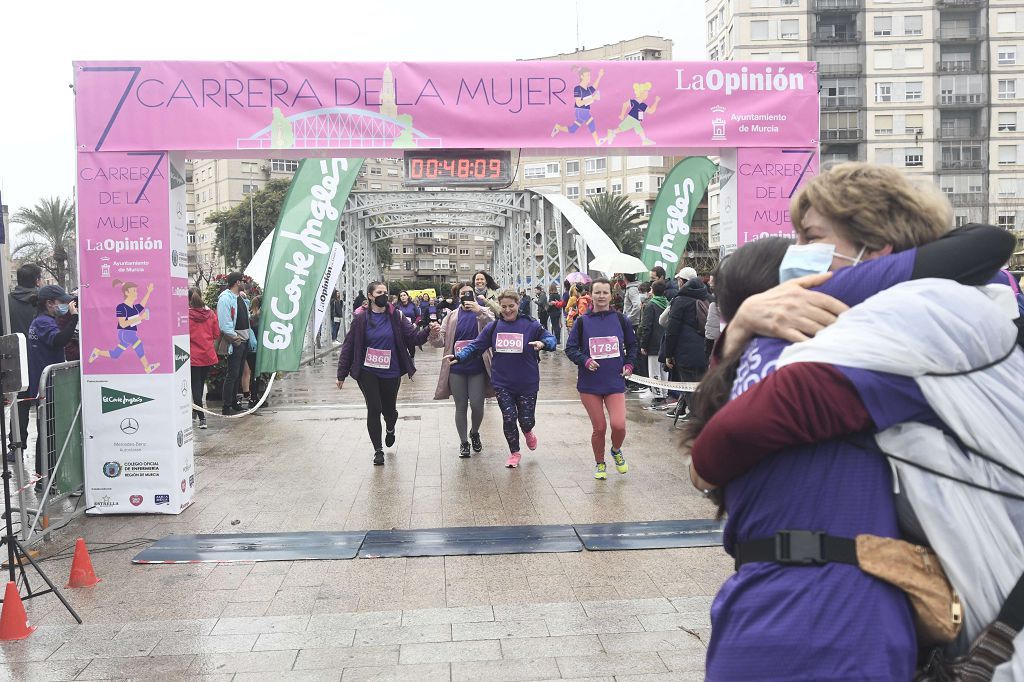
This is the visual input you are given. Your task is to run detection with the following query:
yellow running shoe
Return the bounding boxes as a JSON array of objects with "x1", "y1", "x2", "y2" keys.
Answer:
[
  {"x1": 611, "y1": 448, "x2": 628, "y2": 474},
  {"x1": 594, "y1": 462, "x2": 608, "y2": 480}
]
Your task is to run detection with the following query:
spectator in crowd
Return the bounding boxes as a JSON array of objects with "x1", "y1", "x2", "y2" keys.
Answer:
[
  {"x1": 337, "y1": 281, "x2": 436, "y2": 465},
  {"x1": 518, "y1": 288, "x2": 533, "y2": 317},
  {"x1": 649, "y1": 265, "x2": 678, "y2": 300},
  {"x1": 188, "y1": 287, "x2": 219, "y2": 429},
  {"x1": 662, "y1": 275, "x2": 710, "y2": 419},
  {"x1": 431, "y1": 281, "x2": 495, "y2": 458},
  {"x1": 548, "y1": 283, "x2": 563, "y2": 346},
  {"x1": 330, "y1": 290, "x2": 345, "y2": 342},
  {"x1": 622, "y1": 273, "x2": 642, "y2": 329},
  {"x1": 637, "y1": 280, "x2": 670, "y2": 408},
  {"x1": 27, "y1": 285, "x2": 77, "y2": 483},
  {"x1": 216, "y1": 272, "x2": 250, "y2": 416},
  {"x1": 535, "y1": 285, "x2": 550, "y2": 334},
  {"x1": 8, "y1": 263, "x2": 43, "y2": 459}
]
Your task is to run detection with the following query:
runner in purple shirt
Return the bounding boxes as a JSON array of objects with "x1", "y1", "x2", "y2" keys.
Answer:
[
  {"x1": 565, "y1": 278, "x2": 638, "y2": 480},
  {"x1": 447, "y1": 289, "x2": 556, "y2": 468}
]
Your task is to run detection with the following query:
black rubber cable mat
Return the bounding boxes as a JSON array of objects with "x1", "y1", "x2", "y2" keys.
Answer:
[
  {"x1": 132, "y1": 531, "x2": 366, "y2": 563},
  {"x1": 574, "y1": 519, "x2": 724, "y2": 551},
  {"x1": 358, "y1": 524, "x2": 583, "y2": 558}
]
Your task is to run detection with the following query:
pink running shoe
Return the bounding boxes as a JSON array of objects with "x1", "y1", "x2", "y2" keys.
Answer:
[
  {"x1": 505, "y1": 452, "x2": 522, "y2": 468},
  {"x1": 524, "y1": 431, "x2": 538, "y2": 451}
]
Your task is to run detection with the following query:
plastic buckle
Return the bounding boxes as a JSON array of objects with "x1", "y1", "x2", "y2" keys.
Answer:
[{"x1": 775, "y1": 530, "x2": 825, "y2": 565}]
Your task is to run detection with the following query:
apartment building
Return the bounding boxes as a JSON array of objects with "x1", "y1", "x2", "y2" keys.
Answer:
[{"x1": 704, "y1": 0, "x2": 1024, "y2": 266}]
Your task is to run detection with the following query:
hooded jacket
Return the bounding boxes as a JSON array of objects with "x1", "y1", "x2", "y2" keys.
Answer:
[
  {"x1": 7, "y1": 286, "x2": 37, "y2": 338},
  {"x1": 189, "y1": 307, "x2": 220, "y2": 367},
  {"x1": 663, "y1": 277, "x2": 679, "y2": 300},
  {"x1": 430, "y1": 304, "x2": 496, "y2": 400},
  {"x1": 337, "y1": 304, "x2": 430, "y2": 382},
  {"x1": 663, "y1": 277, "x2": 709, "y2": 369}
]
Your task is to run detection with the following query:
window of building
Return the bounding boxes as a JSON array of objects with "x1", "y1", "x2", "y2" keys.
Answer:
[
  {"x1": 459, "y1": 248, "x2": 470, "y2": 255},
  {"x1": 904, "y1": 15, "x2": 923, "y2": 36},
  {"x1": 905, "y1": 113, "x2": 924, "y2": 134},
  {"x1": 875, "y1": 115, "x2": 894, "y2": 135},
  {"x1": 657, "y1": 176, "x2": 665, "y2": 189},
  {"x1": 241, "y1": 162, "x2": 257, "y2": 173},
  {"x1": 566, "y1": 185, "x2": 580, "y2": 199},
  {"x1": 270, "y1": 159, "x2": 299, "y2": 172},
  {"x1": 998, "y1": 212, "x2": 1016, "y2": 228},
  {"x1": 874, "y1": 16, "x2": 893, "y2": 36},
  {"x1": 780, "y1": 19, "x2": 799, "y2": 39},
  {"x1": 999, "y1": 79, "x2": 1017, "y2": 100},
  {"x1": 999, "y1": 112, "x2": 1018, "y2": 132},
  {"x1": 998, "y1": 12, "x2": 1017, "y2": 34},
  {"x1": 904, "y1": 148, "x2": 923, "y2": 167},
  {"x1": 611, "y1": 182, "x2": 623, "y2": 195},
  {"x1": 474, "y1": 248, "x2": 483, "y2": 256},
  {"x1": 370, "y1": 167, "x2": 382, "y2": 175},
  {"x1": 460, "y1": 233, "x2": 470, "y2": 240},
  {"x1": 751, "y1": 20, "x2": 769, "y2": 41},
  {"x1": 524, "y1": 163, "x2": 547, "y2": 179},
  {"x1": 242, "y1": 184, "x2": 257, "y2": 194},
  {"x1": 585, "y1": 186, "x2": 606, "y2": 196},
  {"x1": 905, "y1": 82, "x2": 923, "y2": 102},
  {"x1": 905, "y1": 49, "x2": 924, "y2": 69},
  {"x1": 634, "y1": 179, "x2": 645, "y2": 193},
  {"x1": 954, "y1": 214, "x2": 970, "y2": 228},
  {"x1": 999, "y1": 178, "x2": 1015, "y2": 197},
  {"x1": 370, "y1": 182, "x2": 382, "y2": 190},
  {"x1": 999, "y1": 46, "x2": 1017, "y2": 66},
  {"x1": 565, "y1": 160, "x2": 580, "y2": 176},
  {"x1": 875, "y1": 50, "x2": 893, "y2": 69},
  {"x1": 875, "y1": 82, "x2": 893, "y2": 103},
  {"x1": 999, "y1": 145, "x2": 1018, "y2": 165},
  {"x1": 585, "y1": 158, "x2": 606, "y2": 173},
  {"x1": 387, "y1": 168, "x2": 399, "y2": 177}
]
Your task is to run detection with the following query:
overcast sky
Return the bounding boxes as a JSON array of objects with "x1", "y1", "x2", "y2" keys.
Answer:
[{"x1": 0, "y1": 0, "x2": 703, "y2": 235}]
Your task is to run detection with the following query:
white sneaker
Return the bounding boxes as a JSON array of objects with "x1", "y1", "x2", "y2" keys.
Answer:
[{"x1": 635, "y1": 389, "x2": 655, "y2": 400}]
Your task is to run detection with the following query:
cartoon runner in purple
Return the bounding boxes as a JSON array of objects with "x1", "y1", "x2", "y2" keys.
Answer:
[
  {"x1": 604, "y1": 82, "x2": 661, "y2": 146},
  {"x1": 88, "y1": 279, "x2": 161, "y2": 374},
  {"x1": 552, "y1": 67, "x2": 606, "y2": 146}
]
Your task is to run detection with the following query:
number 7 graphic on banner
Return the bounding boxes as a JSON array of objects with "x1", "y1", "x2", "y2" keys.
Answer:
[
  {"x1": 782, "y1": 149, "x2": 817, "y2": 198},
  {"x1": 79, "y1": 66, "x2": 141, "y2": 152}
]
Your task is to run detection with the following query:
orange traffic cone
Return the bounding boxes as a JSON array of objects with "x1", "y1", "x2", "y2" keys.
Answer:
[
  {"x1": 0, "y1": 581, "x2": 34, "y2": 640},
  {"x1": 66, "y1": 538, "x2": 100, "y2": 588}
]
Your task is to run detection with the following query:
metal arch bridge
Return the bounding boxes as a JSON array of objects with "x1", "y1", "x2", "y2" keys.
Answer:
[
  {"x1": 335, "y1": 190, "x2": 591, "y2": 327},
  {"x1": 237, "y1": 107, "x2": 442, "y2": 150}
]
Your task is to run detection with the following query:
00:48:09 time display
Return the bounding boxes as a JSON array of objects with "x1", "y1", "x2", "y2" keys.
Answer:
[{"x1": 408, "y1": 158, "x2": 503, "y2": 179}]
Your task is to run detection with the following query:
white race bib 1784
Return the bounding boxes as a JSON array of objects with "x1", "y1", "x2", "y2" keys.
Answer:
[
  {"x1": 588, "y1": 335, "x2": 620, "y2": 360},
  {"x1": 365, "y1": 347, "x2": 392, "y2": 369},
  {"x1": 494, "y1": 332, "x2": 524, "y2": 354}
]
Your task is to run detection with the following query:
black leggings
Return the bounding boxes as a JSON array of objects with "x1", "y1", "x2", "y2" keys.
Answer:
[
  {"x1": 191, "y1": 365, "x2": 212, "y2": 419},
  {"x1": 356, "y1": 372, "x2": 401, "y2": 451}
]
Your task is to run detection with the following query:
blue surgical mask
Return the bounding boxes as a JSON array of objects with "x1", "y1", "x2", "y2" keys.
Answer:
[
  {"x1": 779, "y1": 243, "x2": 865, "y2": 282},
  {"x1": 56, "y1": 303, "x2": 70, "y2": 316}
]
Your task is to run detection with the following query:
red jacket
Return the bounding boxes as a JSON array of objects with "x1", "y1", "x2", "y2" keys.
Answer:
[{"x1": 189, "y1": 307, "x2": 220, "y2": 367}]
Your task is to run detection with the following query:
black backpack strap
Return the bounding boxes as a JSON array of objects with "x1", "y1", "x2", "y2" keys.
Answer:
[{"x1": 998, "y1": 571, "x2": 1024, "y2": 631}]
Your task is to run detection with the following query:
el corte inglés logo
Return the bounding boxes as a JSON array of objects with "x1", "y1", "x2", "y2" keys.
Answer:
[
  {"x1": 174, "y1": 345, "x2": 190, "y2": 371},
  {"x1": 101, "y1": 387, "x2": 154, "y2": 414}
]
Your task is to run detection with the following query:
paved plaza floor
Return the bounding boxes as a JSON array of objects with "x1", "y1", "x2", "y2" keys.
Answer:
[{"x1": 7, "y1": 345, "x2": 731, "y2": 680}]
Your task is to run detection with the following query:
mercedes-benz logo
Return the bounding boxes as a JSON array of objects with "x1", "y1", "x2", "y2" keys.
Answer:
[{"x1": 120, "y1": 418, "x2": 140, "y2": 435}]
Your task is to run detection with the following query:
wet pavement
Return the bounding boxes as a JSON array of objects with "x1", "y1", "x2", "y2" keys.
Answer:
[{"x1": 7, "y1": 344, "x2": 731, "y2": 680}]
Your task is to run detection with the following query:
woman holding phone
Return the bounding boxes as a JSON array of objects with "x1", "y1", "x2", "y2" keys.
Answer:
[{"x1": 431, "y1": 282, "x2": 495, "y2": 458}]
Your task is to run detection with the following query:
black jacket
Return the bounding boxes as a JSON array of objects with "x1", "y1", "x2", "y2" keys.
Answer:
[
  {"x1": 663, "y1": 278, "x2": 709, "y2": 369},
  {"x1": 7, "y1": 286, "x2": 38, "y2": 338},
  {"x1": 637, "y1": 299, "x2": 667, "y2": 357},
  {"x1": 663, "y1": 278, "x2": 679, "y2": 300}
]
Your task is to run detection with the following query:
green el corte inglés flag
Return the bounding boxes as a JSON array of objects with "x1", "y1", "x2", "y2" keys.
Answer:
[
  {"x1": 641, "y1": 157, "x2": 718, "y2": 272},
  {"x1": 255, "y1": 158, "x2": 362, "y2": 375}
]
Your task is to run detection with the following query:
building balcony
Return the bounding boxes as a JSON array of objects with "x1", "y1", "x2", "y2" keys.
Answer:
[
  {"x1": 820, "y1": 95, "x2": 863, "y2": 109},
  {"x1": 937, "y1": 0, "x2": 984, "y2": 7},
  {"x1": 937, "y1": 59, "x2": 985, "y2": 73},
  {"x1": 937, "y1": 158, "x2": 985, "y2": 170},
  {"x1": 818, "y1": 63, "x2": 863, "y2": 76},
  {"x1": 813, "y1": 0, "x2": 860, "y2": 11},
  {"x1": 944, "y1": 192, "x2": 987, "y2": 207},
  {"x1": 814, "y1": 30, "x2": 862, "y2": 44},
  {"x1": 937, "y1": 93, "x2": 985, "y2": 107},
  {"x1": 822, "y1": 127, "x2": 863, "y2": 141},
  {"x1": 937, "y1": 126, "x2": 985, "y2": 140},
  {"x1": 937, "y1": 27, "x2": 983, "y2": 41}
]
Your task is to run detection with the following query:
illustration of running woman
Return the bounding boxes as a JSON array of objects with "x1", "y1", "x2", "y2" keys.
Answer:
[
  {"x1": 88, "y1": 279, "x2": 161, "y2": 373},
  {"x1": 604, "y1": 82, "x2": 661, "y2": 146},
  {"x1": 551, "y1": 67, "x2": 606, "y2": 146}
]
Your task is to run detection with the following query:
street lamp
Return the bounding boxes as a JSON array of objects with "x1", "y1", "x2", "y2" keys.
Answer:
[{"x1": 248, "y1": 163, "x2": 256, "y2": 261}]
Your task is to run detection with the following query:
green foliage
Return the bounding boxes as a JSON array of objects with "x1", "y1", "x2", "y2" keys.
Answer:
[
  {"x1": 12, "y1": 196, "x2": 76, "y2": 287},
  {"x1": 208, "y1": 179, "x2": 291, "y2": 268},
  {"x1": 375, "y1": 238, "x2": 394, "y2": 268},
  {"x1": 581, "y1": 193, "x2": 646, "y2": 257}
]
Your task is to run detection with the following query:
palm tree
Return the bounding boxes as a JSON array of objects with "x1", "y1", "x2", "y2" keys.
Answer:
[
  {"x1": 581, "y1": 193, "x2": 646, "y2": 257},
  {"x1": 12, "y1": 196, "x2": 76, "y2": 287}
]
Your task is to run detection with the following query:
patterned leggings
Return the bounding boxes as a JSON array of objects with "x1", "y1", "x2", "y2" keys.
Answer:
[{"x1": 493, "y1": 387, "x2": 537, "y2": 453}]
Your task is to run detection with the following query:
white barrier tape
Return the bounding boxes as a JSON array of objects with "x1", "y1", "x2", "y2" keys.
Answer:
[
  {"x1": 192, "y1": 374, "x2": 277, "y2": 419},
  {"x1": 626, "y1": 374, "x2": 699, "y2": 393}
]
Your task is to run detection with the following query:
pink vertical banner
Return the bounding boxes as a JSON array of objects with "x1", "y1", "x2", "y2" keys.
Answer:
[
  {"x1": 78, "y1": 152, "x2": 173, "y2": 375},
  {"x1": 735, "y1": 148, "x2": 819, "y2": 246}
]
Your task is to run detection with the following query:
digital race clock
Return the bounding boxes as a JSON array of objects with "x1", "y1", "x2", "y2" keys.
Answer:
[{"x1": 403, "y1": 150, "x2": 513, "y2": 187}]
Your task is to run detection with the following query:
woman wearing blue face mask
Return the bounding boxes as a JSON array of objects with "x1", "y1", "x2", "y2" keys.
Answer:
[{"x1": 678, "y1": 162, "x2": 1017, "y2": 681}]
